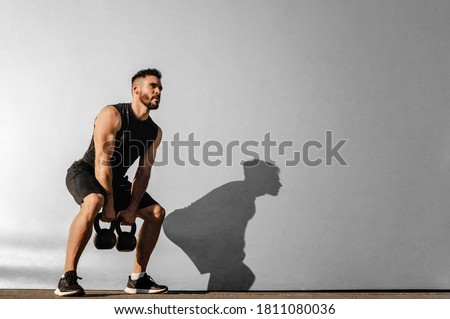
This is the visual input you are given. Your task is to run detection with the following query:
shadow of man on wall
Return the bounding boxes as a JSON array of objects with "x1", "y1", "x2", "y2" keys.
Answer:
[{"x1": 163, "y1": 159, "x2": 282, "y2": 291}]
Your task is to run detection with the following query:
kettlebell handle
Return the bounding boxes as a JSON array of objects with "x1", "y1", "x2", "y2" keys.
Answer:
[
  {"x1": 115, "y1": 217, "x2": 137, "y2": 235},
  {"x1": 94, "y1": 212, "x2": 116, "y2": 233}
]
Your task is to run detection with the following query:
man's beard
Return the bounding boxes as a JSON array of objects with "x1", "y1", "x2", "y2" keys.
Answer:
[
  {"x1": 140, "y1": 95, "x2": 160, "y2": 110},
  {"x1": 146, "y1": 102, "x2": 159, "y2": 110}
]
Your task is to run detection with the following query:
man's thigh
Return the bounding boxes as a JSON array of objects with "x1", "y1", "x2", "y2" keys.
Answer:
[
  {"x1": 113, "y1": 178, "x2": 159, "y2": 212},
  {"x1": 66, "y1": 160, "x2": 105, "y2": 205}
]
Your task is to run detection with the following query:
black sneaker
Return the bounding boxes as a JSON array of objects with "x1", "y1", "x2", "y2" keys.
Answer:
[
  {"x1": 54, "y1": 271, "x2": 86, "y2": 297},
  {"x1": 125, "y1": 273, "x2": 168, "y2": 294}
]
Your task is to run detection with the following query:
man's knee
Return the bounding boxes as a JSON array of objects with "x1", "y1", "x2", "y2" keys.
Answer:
[
  {"x1": 142, "y1": 204, "x2": 166, "y2": 224},
  {"x1": 81, "y1": 193, "x2": 104, "y2": 217}
]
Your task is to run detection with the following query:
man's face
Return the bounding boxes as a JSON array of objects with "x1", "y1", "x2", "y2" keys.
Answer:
[{"x1": 134, "y1": 75, "x2": 163, "y2": 109}]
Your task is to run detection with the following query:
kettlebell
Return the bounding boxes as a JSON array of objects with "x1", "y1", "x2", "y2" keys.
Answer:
[
  {"x1": 93, "y1": 212, "x2": 117, "y2": 250},
  {"x1": 115, "y1": 218, "x2": 137, "y2": 252}
]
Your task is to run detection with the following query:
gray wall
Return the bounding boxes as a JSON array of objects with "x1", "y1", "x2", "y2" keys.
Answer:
[{"x1": 1, "y1": 0, "x2": 450, "y2": 290}]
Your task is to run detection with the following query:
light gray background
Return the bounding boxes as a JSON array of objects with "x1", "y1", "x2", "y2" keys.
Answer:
[{"x1": 1, "y1": 0, "x2": 450, "y2": 290}]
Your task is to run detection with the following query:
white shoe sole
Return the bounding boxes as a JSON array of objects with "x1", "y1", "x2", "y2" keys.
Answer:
[
  {"x1": 124, "y1": 287, "x2": 168, "y2": 294},
  {"x1": 54, "y1": 288, "x2": 85, "y2": 297}
]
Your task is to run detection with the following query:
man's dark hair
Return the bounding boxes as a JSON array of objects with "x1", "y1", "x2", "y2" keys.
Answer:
[{"x1": 131, "y1": 68, "x2": 162, "y2": 84}]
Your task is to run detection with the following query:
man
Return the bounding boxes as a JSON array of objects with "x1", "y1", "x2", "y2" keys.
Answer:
[{"x1": 55, "y1": 68, "x2": 167, "y2": 296}]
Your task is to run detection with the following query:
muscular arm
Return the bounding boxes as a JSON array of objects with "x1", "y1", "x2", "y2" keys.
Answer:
[
  {"x1": 93, "y1": 106, "x2": 121, "y2": 221},
  {"x1": 119, "y1": 126, "x2": 162, "y2": 224}
]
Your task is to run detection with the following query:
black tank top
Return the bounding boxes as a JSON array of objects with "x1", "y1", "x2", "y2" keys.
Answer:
[{"x1": 81, "y1": 103, "x2": 159, "y2": 179}]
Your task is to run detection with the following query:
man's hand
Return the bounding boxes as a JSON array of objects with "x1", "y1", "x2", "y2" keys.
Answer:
[
  {"x1": 117, "y1": 208, "x2": 137, "y2": 225},
  {"x1": 102, "y1": 199, "x2": 116, "y2": 222}
]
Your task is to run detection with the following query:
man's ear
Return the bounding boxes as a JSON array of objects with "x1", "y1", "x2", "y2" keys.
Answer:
[
  {"x1": 132, "y1": 78, "x2": 142, "y2": 95},
  {"x1": 132, "y1": 83, "x2": 139, "y2": 95}
]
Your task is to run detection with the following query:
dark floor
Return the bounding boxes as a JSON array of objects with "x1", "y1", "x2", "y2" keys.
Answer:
[{"x1": 2, "y1": 289, "x2": 450, "y2": 299}]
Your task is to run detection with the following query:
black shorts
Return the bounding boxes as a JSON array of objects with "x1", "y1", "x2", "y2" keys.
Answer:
[{"x1": 66, "y1": 160, "x2": 158, "y2": 212}]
